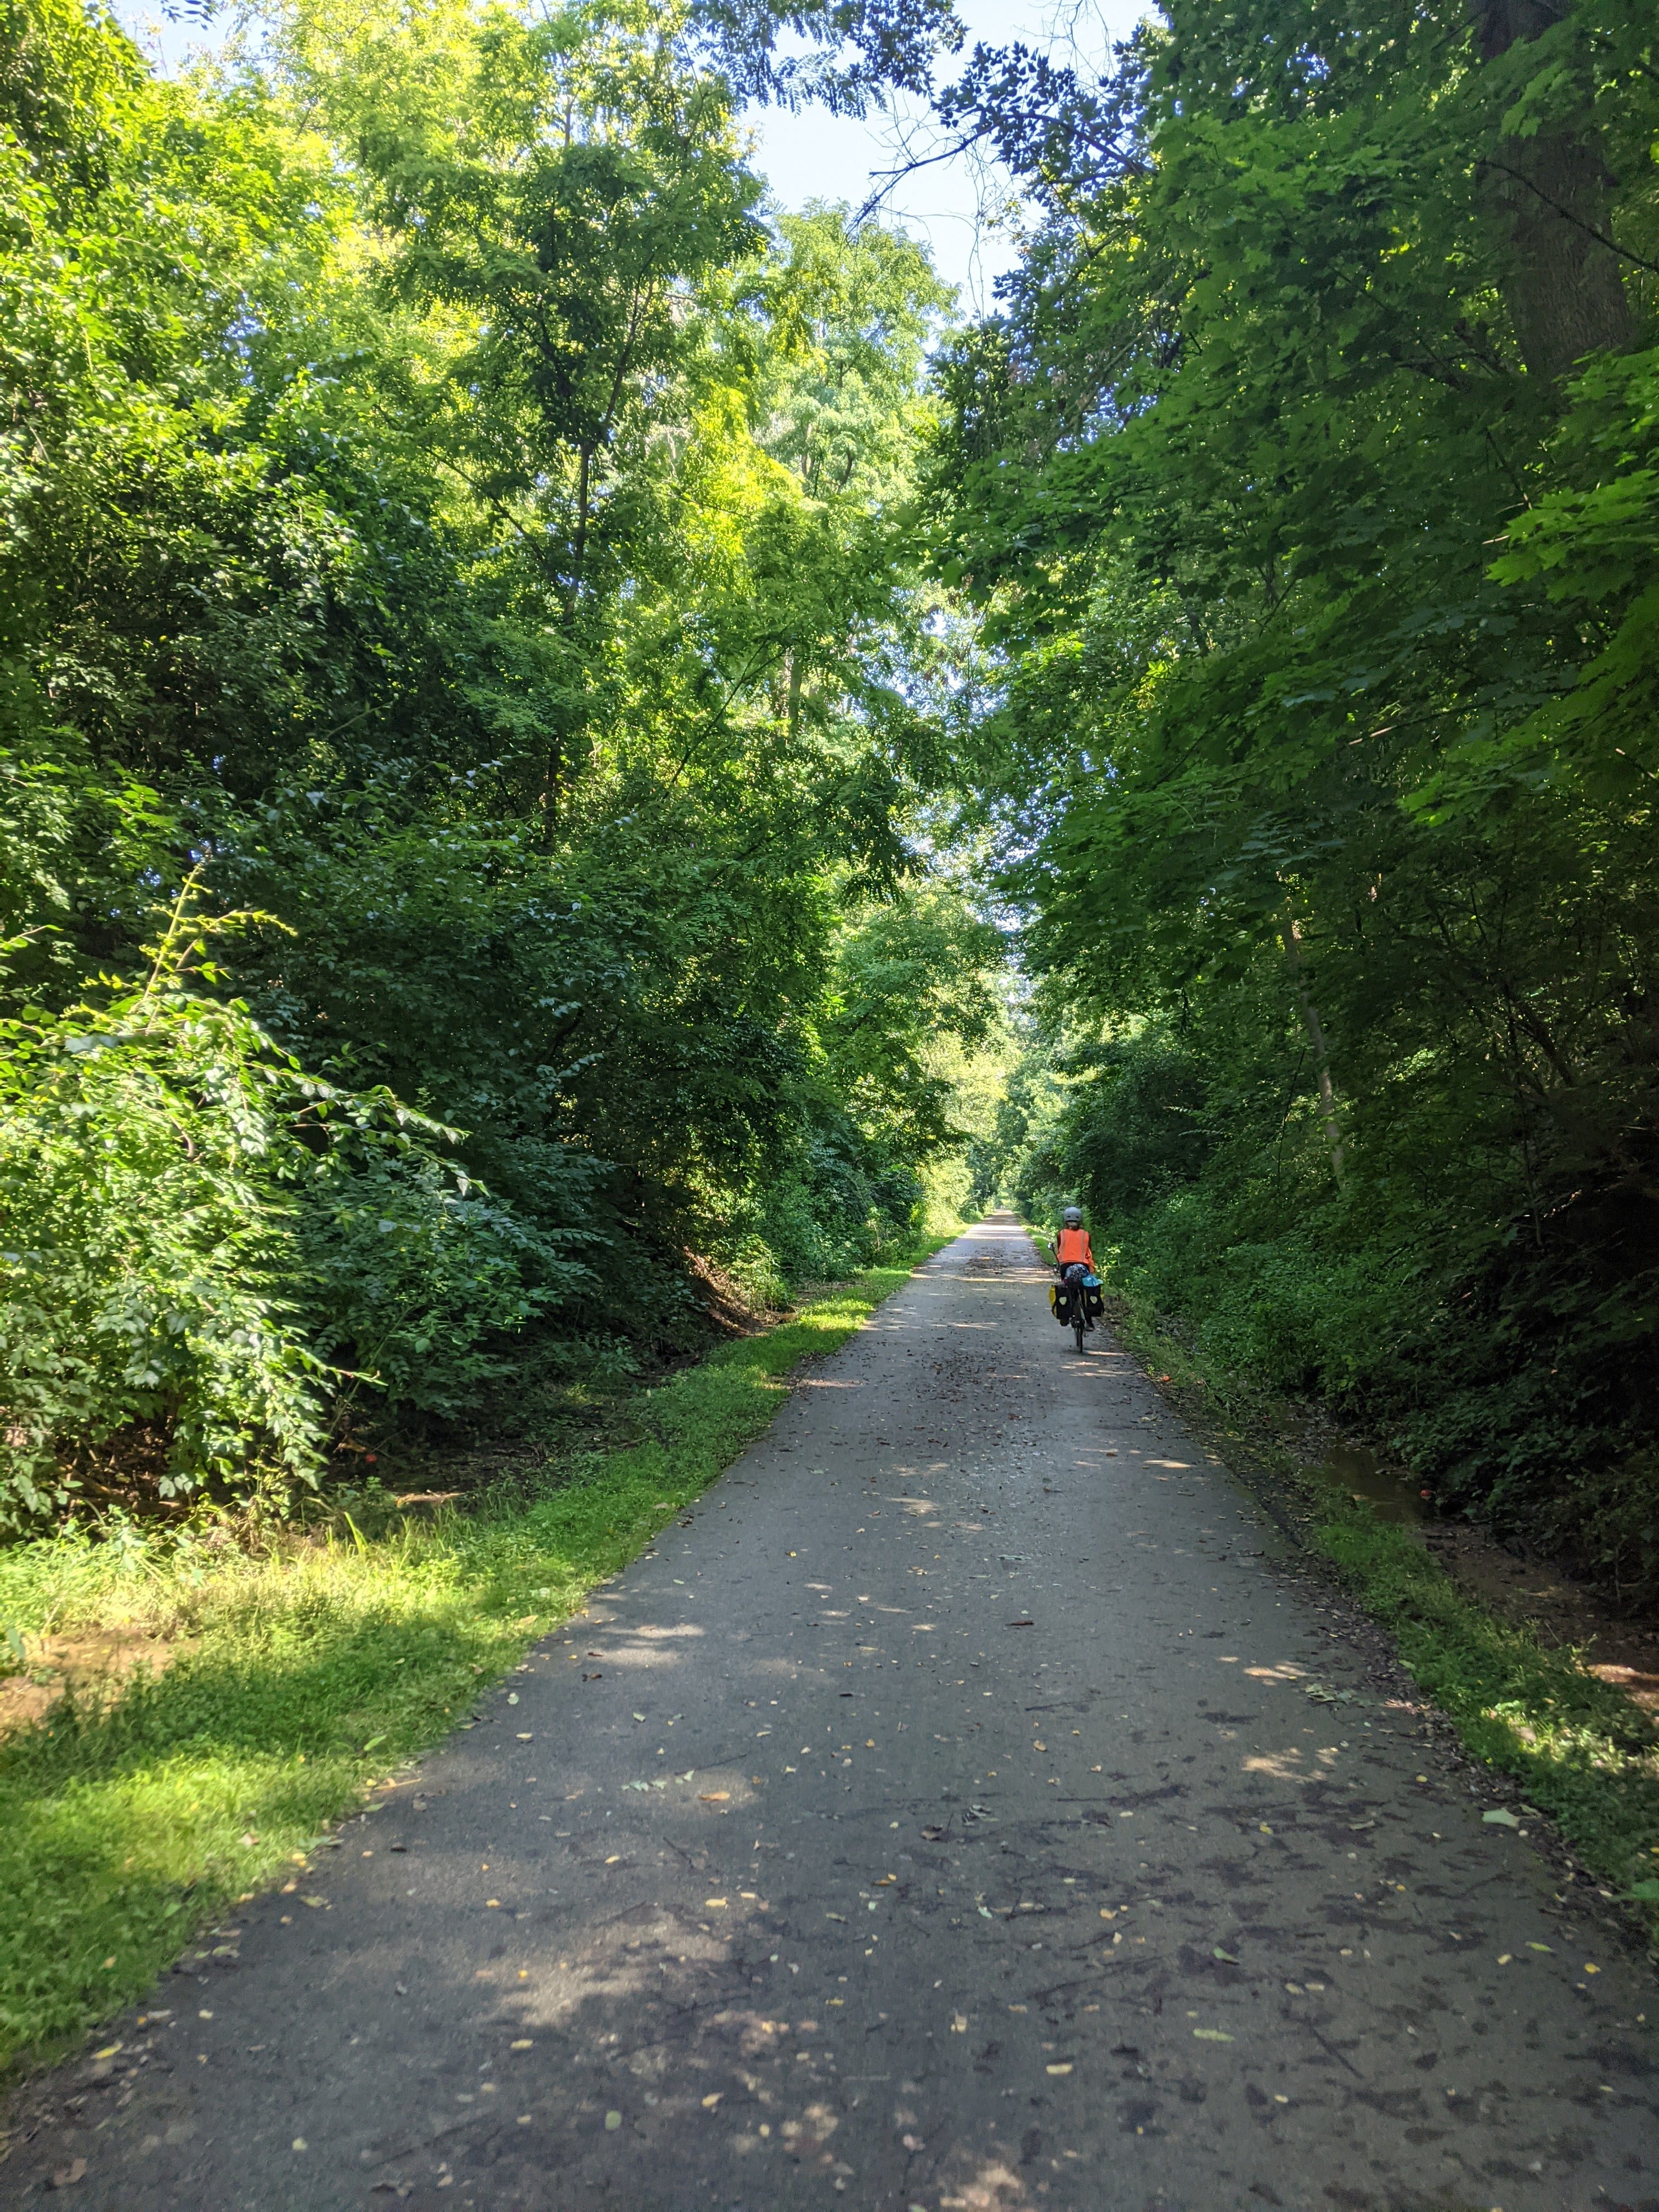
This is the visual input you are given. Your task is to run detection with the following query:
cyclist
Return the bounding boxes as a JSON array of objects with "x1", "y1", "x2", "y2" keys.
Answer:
[
  {"x1": 1051, "y1": 1205, "x2": 1097, "y2": 1331},
  {"x1": 1053, "y1": 1205, "x2": 1094, "y2": 1273}
]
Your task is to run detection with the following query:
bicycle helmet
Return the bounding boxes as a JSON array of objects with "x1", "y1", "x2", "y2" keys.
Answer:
[{"x1": 1062, "y1": 1205, "x2": 1083, "y2": 1226}]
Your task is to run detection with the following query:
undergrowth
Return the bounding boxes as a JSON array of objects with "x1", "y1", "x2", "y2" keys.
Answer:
[{"x1": 0, "y1": 1241, "x2": 950, "y2": 2069}]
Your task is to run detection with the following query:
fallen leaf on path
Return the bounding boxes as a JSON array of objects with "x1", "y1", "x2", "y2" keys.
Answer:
[
  {"x1": 705, "y1": 1898, "x2": 727, "y2": 1909},
  {"x1": 1482, "y1": 1809, "x2": 1520, "y2": 1828},
  {"x1": 1193, "y1": 2029, "x2": 1233, "y2": 2042},
  {"x1": 604, "y1": 2112, "x2": 621, "y2": 2131},
  {"x1": 950, "y1": 2014, "x2": 968, "y2": 2033},
  {"x1": 702, "y1": 2094, "x2": 721, "y2": 2109},
  {"x1": 1212, "y1": 1948, "x2": 1239, "y2": 1963},
  {"x1": 511, "y1": 2040, "x2": 533, "y2": 2050},
  {"x1": 48, "y1": 2158, "x2": 87, "y2": 2188},
  {"x1": 699, "y1": 1792, "x2": 729, "y2": 1803},
  {"x1": 1527, "y1": 1942, "x2": 1553, "y2": 1953},
  {"x1": 921, "y1": 1826, "x2": 945, "y2": 1841}
]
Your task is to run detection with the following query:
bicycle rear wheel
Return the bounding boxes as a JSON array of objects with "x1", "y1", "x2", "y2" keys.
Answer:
[{"x1": 1073, "y1": 1313, "x2": 1087, "y2": 1353}]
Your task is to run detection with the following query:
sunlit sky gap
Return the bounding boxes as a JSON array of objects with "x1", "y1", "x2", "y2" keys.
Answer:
[{"x1": 115, "y1": 1, "x2": 1145, "y2": 314}]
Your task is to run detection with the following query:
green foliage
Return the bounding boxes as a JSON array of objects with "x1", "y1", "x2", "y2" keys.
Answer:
[
  {"x1": 0, "y1": 0, "x2": 991, "y2": 1514},
  {"x1": 933, "y1": 0, "x2": 1659, "y2": 1597},
  {"x1": 820, "y1": 885, "x2": 1006, "y2": 1164},
  {"x1": 299, "y1": 1153, "x2": 590, "y2": 1419},
  {"x1": 0, "y1": 894, "x2": 329, "y2": 1521},
  {"x1": 0, "y1": 881, "x2": 527, "y2": 1522}
]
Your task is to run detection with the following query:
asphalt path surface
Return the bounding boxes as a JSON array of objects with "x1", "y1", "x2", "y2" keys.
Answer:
[{"x1": 7, "y1": 1216, "x2": 1656, "y2": 2210}]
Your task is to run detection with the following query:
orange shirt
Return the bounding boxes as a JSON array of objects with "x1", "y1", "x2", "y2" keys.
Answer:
[{"x1": 1056, "y1": 1226, "x2": 1093, "y2": 1268}]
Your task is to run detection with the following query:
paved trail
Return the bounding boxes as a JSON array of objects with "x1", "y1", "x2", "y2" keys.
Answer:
[{"x1": 8, "y1": 1217, "x2": 1656, "y2": 2210}]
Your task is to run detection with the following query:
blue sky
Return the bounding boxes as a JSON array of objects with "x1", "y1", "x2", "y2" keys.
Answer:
[
  {"x1": 742, "y1": 0, "x2": 1142, "y2": 311},
  {"x1": 115, "y1": 1, "x2": 1144, "y2": 313}
]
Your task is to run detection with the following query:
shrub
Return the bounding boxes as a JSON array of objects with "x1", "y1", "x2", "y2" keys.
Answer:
[
  {"x1": 298, "y1": 1152, "x2": 592, "y2": 1419},
  {"x1": 0, "y1": 881, "x2": 576, "y2": 1522},
  {"x1": 0, "y1": 889, "x2": 333, "y2": 1520}
]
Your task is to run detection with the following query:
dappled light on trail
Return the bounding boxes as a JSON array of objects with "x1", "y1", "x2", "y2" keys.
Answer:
[{"x1": 7, "y1": 1216, "x2": 1654, "y2": 2211}]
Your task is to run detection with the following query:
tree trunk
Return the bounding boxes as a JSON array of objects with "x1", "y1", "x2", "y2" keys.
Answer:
[
  {"x1": 1472, "y1": 0, "x2": 1635, "y2": 382},
  {"x1": 1280, "y1": 916, "x2": 1345, "y2": 1184}
]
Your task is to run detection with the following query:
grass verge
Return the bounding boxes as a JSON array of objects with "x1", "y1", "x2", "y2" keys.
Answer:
[
  {"x1": 0, "y1": 1239, "x2": 952, "y2": 2070},
  {"x1": 1088, "y1": 1263, "x2": 1659, "y2": 1947}
]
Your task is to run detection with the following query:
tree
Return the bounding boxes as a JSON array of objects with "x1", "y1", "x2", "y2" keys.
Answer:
[
  {"x1": 929, "y1": 0, "x2": 1659, "y2": 1591},
  {"x1": 0, "y1": 0, "x2": 987, "y2": 1514}
]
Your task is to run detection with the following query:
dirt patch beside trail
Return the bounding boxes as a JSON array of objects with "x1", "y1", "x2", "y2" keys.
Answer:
[
  {"x1": 1422, "y1": 1522, "x2": 1659, "y2": 1709},
  {"x1": 0, "y1": 1629, "x2": 187, "y2": 1741}
]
